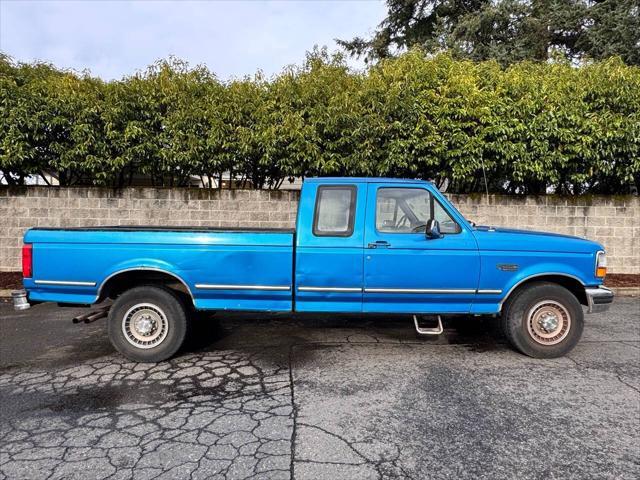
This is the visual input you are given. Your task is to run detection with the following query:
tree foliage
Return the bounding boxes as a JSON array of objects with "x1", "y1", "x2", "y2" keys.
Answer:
[
  {"x1": 338, "y1": 0, "x2": 640, "y2": 66},
  {"x1": 0, "y1": 50, "x2": 638, "y2": 193}
]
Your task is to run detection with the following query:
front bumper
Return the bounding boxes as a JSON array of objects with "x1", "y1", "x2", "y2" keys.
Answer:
[{"x1": 585, "y1": 286, "x2": 614, "y2": 313}]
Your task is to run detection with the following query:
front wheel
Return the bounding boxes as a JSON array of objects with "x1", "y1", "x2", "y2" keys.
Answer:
[
  {"x1": 108, "y1": 285, "x2": 189, "y2": 362},
  {"x1": 501, "y1": 282, "x2": 584, "y2": 358}
]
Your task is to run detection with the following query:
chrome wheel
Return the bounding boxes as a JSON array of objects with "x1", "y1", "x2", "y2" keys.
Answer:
[
  {"x1": 122, "y1": 303, "x2": 169, "y2": 349},
  {"x1": 526, "y1": 300, "x2": 571, "y2": 346}
]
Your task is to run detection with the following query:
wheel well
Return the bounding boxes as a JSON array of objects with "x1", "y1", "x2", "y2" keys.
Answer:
[
  {"x1": 97, "y1": 270, "x2": 194, "y2": 306},
  {"x1": 503, "y1": 275, "x2": 587, "y2": 308}
]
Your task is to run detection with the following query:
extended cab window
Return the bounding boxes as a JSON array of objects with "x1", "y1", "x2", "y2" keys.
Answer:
[
  {"x1": 313, "y1": 186, "x2": 356, "y2": 237},
  {"x1": 376, "y1": 188, "x2": 460, "y2": 234}
]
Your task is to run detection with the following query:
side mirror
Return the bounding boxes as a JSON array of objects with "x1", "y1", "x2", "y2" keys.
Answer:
[{"x1": 425, "y1": 219, "x2": 442, "y2": 239}]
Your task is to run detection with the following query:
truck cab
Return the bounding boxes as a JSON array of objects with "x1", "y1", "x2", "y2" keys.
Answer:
[
  {"x1": 296, "y1": 178, "x2": 610, "y2": 317},
  {"x1": 17, "y1": 177, "x2": 613, "y2": 362}
]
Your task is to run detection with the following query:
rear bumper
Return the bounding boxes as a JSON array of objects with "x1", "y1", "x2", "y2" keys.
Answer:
[{"x1": 585, "y1": 286, "x2": 614, "y2": 314}]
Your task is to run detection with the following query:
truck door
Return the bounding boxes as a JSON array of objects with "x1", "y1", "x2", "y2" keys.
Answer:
[
  {"x1": 363, "y1": 182, "x2": 480, "y2": 314},
  {"x1": 295, "y1": 182, "x2": 365, "y2": 312}
]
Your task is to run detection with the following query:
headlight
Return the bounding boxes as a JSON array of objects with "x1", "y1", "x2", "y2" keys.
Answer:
[{"x1": 595, "y1": 251, "x2": 607, "y2": 278}]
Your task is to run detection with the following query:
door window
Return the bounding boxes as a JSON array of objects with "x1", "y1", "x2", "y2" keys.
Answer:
[
  {"x1": 375, "y1": 188, "x2": 460, "y2": 234},
  {"x1": 313, "y1": 186, "x2": 356, "y2": 237}
]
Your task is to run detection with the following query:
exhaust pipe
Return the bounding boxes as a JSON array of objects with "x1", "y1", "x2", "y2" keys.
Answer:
[
  {"x1": 12, "y1": 290, "x2": 30, "y2": 311},
  {"x1": 72, "y1": 305, "x2": 110, "y2": 324}
]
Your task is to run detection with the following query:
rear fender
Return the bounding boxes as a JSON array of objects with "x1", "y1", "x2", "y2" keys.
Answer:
[{"x1": 96, "y1": 259, "x2": 194, "y2": 304}]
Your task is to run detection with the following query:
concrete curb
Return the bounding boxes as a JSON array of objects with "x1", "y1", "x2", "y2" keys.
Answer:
[{"x1": 609, "y1": 287, "x2": 639, "y2": 297}]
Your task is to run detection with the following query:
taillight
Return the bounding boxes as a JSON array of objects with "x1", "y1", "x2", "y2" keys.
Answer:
[{"x1": 22, "y1": 244, "x2": 33, "y2": 278}]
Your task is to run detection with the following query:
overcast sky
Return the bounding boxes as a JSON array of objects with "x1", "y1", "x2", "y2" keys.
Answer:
[{"x1": 0, "y1": 0, "x2": 386, "y2": 80}]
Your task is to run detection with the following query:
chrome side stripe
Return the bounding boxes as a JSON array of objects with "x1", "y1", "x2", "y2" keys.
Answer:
[
  {"x1": 195, "y1": 284, "x2": 291, "y2": 291},
  {"x1": 33, "y1": 279, "x2": 500, "y2": 295},
  {"x1": 298, "y1": 286, "x2": 362, "y2": 293},
  {"x1": 364, "y1": 288, "x2": 477, "y2": 294},
  {"x1": 364, "y1": 288, "x2": 503, "y2": 294},
  {"x1": 34, "y1": 280, "x2": 96, "y2": 287}
]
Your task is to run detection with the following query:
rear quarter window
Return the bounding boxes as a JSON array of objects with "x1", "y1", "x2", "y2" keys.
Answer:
[{"x1": 312, "y1": 185, "x2": 356, "y2": 237}]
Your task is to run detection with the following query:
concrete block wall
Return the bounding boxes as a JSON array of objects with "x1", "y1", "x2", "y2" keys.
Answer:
[
  {"x1": 0, "y1": 187, "x2": 299, "y2": 273},
  {"x1": 448, "y1": 194, "x2": 639, "y2": 274},
  {"x1": 1, "y1": 187, "x2": 638, "y2": 273}
]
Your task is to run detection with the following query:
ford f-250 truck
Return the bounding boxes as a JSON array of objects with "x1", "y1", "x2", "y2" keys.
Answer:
[{"x1": 16, "y1": 177, "x2": 613, "y2": 362}]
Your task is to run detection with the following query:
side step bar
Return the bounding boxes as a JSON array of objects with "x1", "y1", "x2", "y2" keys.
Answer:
[{"x1": 413, "y1": 315, "x2": 443, "y2": 335}]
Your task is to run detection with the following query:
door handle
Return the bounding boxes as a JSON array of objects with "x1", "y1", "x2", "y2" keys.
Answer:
[{"x1": 368, "y1": 240, "x2": 391, "y2": 249}]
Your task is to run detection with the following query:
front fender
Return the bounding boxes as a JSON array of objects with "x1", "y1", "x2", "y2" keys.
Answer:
[
  {"x1": 500, "y1": 262, "x2": 587, "y2": 298},
  {"x1": 471, "y1": 252, "x2": 593, "y2": 314}
]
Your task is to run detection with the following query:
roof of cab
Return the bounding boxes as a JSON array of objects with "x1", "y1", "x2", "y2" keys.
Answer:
[{"x1": 304, "y1": 177, "x2": 430, "y2": 185}]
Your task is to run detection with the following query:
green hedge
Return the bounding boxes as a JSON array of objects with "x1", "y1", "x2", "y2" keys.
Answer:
[{"x1": 1, "y1": 50, "x2": 638, "y2": 193}]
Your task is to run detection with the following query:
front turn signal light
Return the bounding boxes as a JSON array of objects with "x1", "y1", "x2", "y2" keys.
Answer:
[{"x1": 595, "y1": 251, "x2": 607, "y2": 279}]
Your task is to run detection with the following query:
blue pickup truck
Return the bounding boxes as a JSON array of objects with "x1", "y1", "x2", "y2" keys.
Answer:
[{"x1": 16, "y1": 177, "x2": 613, "y2": 362}]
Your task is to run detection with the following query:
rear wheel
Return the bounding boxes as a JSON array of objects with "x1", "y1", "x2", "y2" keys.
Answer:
[
  {"x1": 502, "y1": 282, "x2": 584, "y2": 358},
  {"x1": 108, "y1": 285, "x2": 189, "y2": 362}
]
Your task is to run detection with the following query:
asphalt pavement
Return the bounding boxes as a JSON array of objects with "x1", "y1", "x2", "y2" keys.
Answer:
[{"x1": 0, "y1": 298, "x2": 638, "y2": 479}]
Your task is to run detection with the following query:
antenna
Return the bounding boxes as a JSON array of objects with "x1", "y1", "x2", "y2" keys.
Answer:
[{"x1": 480, "y1": 156, "x2": 489, "y2": 203}]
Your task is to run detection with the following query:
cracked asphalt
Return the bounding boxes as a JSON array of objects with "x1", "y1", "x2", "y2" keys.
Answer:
[{"x1": 0, "y1": 298, "x2": 638, "y2": 479}]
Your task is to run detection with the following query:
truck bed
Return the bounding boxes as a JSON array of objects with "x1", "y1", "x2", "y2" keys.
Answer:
[{"x1": 24, "y1": 227, "x2": 295, "y2": 311}]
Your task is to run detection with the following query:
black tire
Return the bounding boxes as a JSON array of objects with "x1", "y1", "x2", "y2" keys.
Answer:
[
  {"x1": 501, "y1": 282, "x2": 584, "y2": 358},
  {"x1": 108, "y1": 285, "x2": 189, "y2": 362}
]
